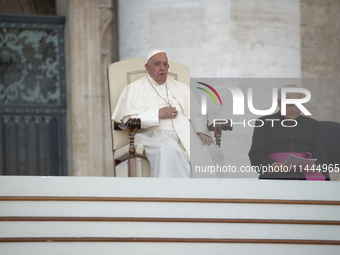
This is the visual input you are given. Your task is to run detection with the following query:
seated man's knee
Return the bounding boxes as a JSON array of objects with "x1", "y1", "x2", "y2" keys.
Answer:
[{"x1": 158, "y1": 143, "x2": 183, "y2": 156}]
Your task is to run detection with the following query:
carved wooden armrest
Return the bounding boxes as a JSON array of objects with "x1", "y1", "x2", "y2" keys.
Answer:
[
  {"x1": 114, "y1": 118, "x2": 141, "y2": 159},
  {"x1": 207, "y1": 120, "x2": 233, "y2": 147}
]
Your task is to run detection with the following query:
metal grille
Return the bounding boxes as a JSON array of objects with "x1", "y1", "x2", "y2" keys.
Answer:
[{"x1": 0, "y1": 14, "x2": 67, "y2": 176}]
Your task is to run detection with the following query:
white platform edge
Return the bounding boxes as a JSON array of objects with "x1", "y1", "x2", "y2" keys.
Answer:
[{"x1": 0, "y1": 176, "x2": 339, "y2": 201}]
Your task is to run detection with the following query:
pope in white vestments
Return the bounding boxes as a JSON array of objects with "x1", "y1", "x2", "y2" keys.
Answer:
[{"x1": 111, "y1": 50, "x2": 221, "y2": 178}]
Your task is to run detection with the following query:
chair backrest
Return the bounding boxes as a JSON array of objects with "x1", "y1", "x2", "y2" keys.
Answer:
[{"x1": 107, "y1": 58, "x2": 190, "y2": 151}]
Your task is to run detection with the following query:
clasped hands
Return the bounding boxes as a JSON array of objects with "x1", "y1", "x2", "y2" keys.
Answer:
[{"x1": 158, "y1": 107, "x2": 214, "y2": 146}]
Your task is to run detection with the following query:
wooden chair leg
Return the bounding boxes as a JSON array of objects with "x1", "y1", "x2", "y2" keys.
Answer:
[
  {"x1": 113, "y1": 118, "x2": 141, "y2": 178},
  {"x1": 128, "y1": 127, "x2": 137, "y2": 177}
]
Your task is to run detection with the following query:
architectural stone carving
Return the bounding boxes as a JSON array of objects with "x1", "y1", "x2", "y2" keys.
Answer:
[{"x1": 56, "y1": 0, "x2": 114, "y2": 176}]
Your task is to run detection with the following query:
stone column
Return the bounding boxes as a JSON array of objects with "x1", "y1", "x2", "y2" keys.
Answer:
[
  {"x1": 300, "y1": 0, "x2": 340, "y2": 181},
  {"x1": 56, "y1": 0, "x2": 114, "y2": 176},
  {"x1": 118, "y1": 0, "x2": 301, "y2": 78},
  {"x1": 301, "y1": 0, "x2": 340, "y2": 123}
]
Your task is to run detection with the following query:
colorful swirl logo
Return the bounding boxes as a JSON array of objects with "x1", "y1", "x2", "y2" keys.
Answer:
[{"x1": 196, "y1": 82, "x2": 222, "y2": 106}]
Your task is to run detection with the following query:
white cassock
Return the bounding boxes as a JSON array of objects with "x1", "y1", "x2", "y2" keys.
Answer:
[{"x1": 112, "y1": 75, "x2": 222, "y2": 178}]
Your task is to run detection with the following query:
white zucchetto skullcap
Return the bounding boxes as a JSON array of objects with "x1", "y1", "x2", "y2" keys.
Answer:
[{"x1": 146, "y1": 49, "x2": 166, "y2": 62}]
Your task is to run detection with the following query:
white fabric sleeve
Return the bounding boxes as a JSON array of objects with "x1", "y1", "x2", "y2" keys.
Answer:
[
  {"x1": 122, "y1": 109, "x2": 159, "y2": 129},
  {"x1": 191, "y1": 114, "x2": 211, "y2": 137}
]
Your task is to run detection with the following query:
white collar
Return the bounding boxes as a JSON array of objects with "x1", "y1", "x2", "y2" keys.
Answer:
[{"x1": 147, "y1": 74, "x2": 166, "y2": 87}]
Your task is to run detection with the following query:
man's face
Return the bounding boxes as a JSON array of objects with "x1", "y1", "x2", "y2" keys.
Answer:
[
  {"x1": 278, "y1": 92, "x2": 302, "y2": 119},
  {"x1": 145, "y1": 53, "x2": 169, "y2": 84}
]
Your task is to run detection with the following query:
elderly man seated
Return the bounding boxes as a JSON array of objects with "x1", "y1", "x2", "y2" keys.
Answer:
[
  {"x1": 112, "y1": 50, "x2": 218, "y2": 178},
  {"x1": 248, "y1": 84, "x2": 329, "y2": 180}
]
